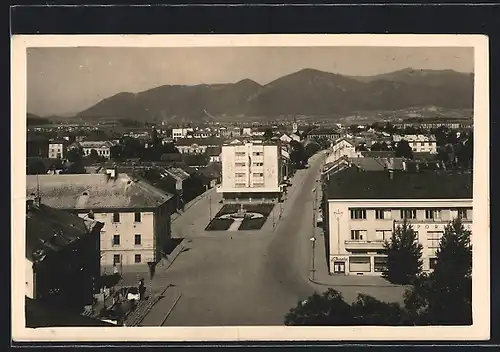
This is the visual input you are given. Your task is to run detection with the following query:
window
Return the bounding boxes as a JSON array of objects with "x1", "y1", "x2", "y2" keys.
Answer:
[
  {"x1": 375, "y1": 230, "x2": 391, "y2": 241},
  {"x1": 235, "y1": 162, "x2": 246, "y2": 167},
  {"x1": 349, "y1": 256, "x2": 371, "y2": 272},
  {"x1": 253, "y1": 162, "x2": 264, "y2": 167},
  {"x1": 253, "y1": 152, "x2": 262, "y2": 156},
  {"x1": 375, "y1": 209, "x2": 392, "y2": 220},
  {"x1": 350, "y1": 209, "x2": 367, "y2": 220},
  {"x1": 425, "y1": 209, "x2": 441, "y2": 220},
  {"x1": 253, "y1": 183, "x2": 265, "y2": 187},
  {"x1": 458, "y1": 208, "x2": 469, "y2": 219},
  {"x1": 374, "y1": 257, "x2": 388, "y2": 272},
  {"x1": 235, "y1": 152, "x2": 246, "y2": 156},
  {"x1": 400, "y1": 209, "x2": 417, "y2": 219},
  {"x1": 134, "y1": 234, "x2": 141, "y2": 245},
  {"x1": 235, "y1": 173, "x2": 246, "y2": 177},
  {"x1": 427, "y1": 231, "x2": 443, "y2": 255},
  {"x1": 134, "y1": 212, "x2": 142, "y2": 223},
  {"x1": 253, "y1": 173, "x2": 264, "y2": 177},
  {"x1": 113, "y1": 254, "x2": 121, "y2": 265},
  {"x1": 135, "y1": 254, "x2": 142, "y2": 263},
  {"x1": 350, "y1": 230, "x2": 366, "y2": 241},
  {"x1": 421, "y1": 142, "x2": 425, "y2": 146},
  {"x1": 429, "y1": 258, "x2": 438, "y2": 270},
  {"x1": 113, "y1": 235, "x2": 120, "y2": 246},
  {"x1": 113, "y1": 212, "x2": 120, "y2": 223},
  {"x1": 235, "y1": 183, "x2": 246, "y2": 188}
]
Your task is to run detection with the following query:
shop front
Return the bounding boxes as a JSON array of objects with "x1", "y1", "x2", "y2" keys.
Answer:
[{"x1": 330, "y1": 255, "x2": 388, "y2": 276}]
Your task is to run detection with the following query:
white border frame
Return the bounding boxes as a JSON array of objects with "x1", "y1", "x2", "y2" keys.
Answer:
[{"x1": 11, "y1": 34, "x2": 490, "y2": 342}]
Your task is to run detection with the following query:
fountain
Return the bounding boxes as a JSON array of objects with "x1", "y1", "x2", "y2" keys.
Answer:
[{"x1": 219, "y1": 204, "x2": 264, "y2": 220}]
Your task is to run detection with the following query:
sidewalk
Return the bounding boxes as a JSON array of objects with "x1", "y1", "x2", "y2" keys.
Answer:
[{"x1": 308, "y1": 230, "x2": 407, "y2": 288}]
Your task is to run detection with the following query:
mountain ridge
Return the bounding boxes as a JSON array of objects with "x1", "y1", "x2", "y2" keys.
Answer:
[{"x1": 73, "y1": 67, "x2": 474, "y2": 121}]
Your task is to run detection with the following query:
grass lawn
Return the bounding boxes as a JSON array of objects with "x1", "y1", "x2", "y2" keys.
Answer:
[
  {"x1": 205, "y1": 218, "x2": 234, "y2": 231},
  {"x1": 238, "y1": 217, "x2": 267, "y2": 231}
]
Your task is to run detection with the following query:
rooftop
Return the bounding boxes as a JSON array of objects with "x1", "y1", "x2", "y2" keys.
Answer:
[
  {"x1": 26, "y1": 173, "x2": 173, "y2": 211},
  {"x1": 326, "y1": 166, "x2": 472, "y2": 200},
  {"x1": 164, "y1": 167, "x2": 190, "y2": 181},
  {"x1": 80, "y1": 141, "x2": 114, "y2": 148},
  {"x1": 175, "y1": 137, "x2": 224, "y2": 147},
  {"x1": 205, "y1": 146, "x2": 222, "y2": 156},
  {"x1": 26, "y1": 202, "x2": 103, "y2": 262},
  {"x1": 361, "y1": 151, "x2": 396, "y2": 159}
]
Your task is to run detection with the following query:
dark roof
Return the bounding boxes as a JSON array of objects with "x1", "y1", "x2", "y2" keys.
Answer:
[
  {"x1": 413, "y1": 152, "x2": 439, "y2": 161},
  {"x1": 205, "y1": 146, "x2": 222, "y2": 156},
  {"x1": 361, "y1": 151, "x2": 396, "y2": 158},
  {"x1": 326, "y1": 166, "x2": 472, "y2": 200},
  {"x1": 307, "y1": 127, "x2": 341, "y2": 136},
  {"x1": 25, "y1": 297, "x2": 115, "y2": 327},
  {"x1": 26, "y1": 203, "x2": 103, "y2": 262},
  {"x1": 160, "y1": 153, "x2": 183, "y2": 162},
  {"x1": 175, "y1": 137, "x2": 224, "y2": 146}
]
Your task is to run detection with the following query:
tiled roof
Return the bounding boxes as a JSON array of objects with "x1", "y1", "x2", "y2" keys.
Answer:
[
  {"x1": 175, "y1": 137, "x2": 224, "y2": 146},
  {"x1": 164, "y1": 167, "x2": 190, "y2": 181},
  {"x1": 26, "y1": 173, "x2": 173, "y2": 210},
  {"x1": 26, "y1": 203, "x2": 103, "y2": 262},
  {"x1": 326, "y1": 166, "x2": 472, "y2": 200},
  {"x1": 361, "y1": 151, "x2": 396, "y2": 158},
  {"x1": 80, "y1": 141, "x2": 114, "y2": 149},
  {"x1": 205, "y1": 146, "x2": 222, "y2": 156},
  {"x1": 413, "y1": 152, "x2": 439, "y2": 161}
]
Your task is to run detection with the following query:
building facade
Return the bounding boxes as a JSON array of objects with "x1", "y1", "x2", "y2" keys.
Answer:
[
  {"x1": 26, "y1": 200, "x2": 104, "y2": 313},
  {"x1": 80, "y1": 141, "x2": 113, "y2": 159},
  {"x1": 323, "y1": 166, "x2": 472, "y2": 276},
  {"x1": 26, "y1": 170, "x2": 175, "y2": 273},
  {"x1": 326, "y1": 138, "x2": 362, "y2": 164},
  {"x1": 217, "y1": 140, "x2": 283, "y2": 202},
  {"x1": 393, "y1": 134, "x2": 438, "y2": 154},
  {"x1": 172, "y1": 128, "x2": 194, "y2": 140},
  {"x1": 48, "y1": 140, "x2": 67, "y2": 159}
]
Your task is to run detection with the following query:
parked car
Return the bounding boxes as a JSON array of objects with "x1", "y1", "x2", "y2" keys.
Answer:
[{"x1": 126, "y1": 287, "x2": 140, "y2": 301}]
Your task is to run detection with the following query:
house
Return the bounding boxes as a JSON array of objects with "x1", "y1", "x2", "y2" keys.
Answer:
[
  {"x1": 290, "y1": 133, "x2": 301, "y2": 142},
  {"x1": 280, "y1": 133, "x2": 293, "y2": 143},
  {"x1": 217, "y1": 140, "x2": 284, "y2": 203},
  {"x1": 306, "y1": 127, "x2": 342, "y2": 142},
  {"x1": 220, "y1": 127, "x2": 242, "y2": 139},
  {"x1": 198, "y1": 163, "x2": 222, "y2": 189},
  {"x1": 171, "y1": 128, "x2": 194, "y2": 140},
  {"x1": 393, "y1": 134, "x2": 438, "y2": 154},
  {"x1": 80, "y1": 141, "x2": 114, "y2": 159},
  {"x1": 25, "y1": 169, "x2": 175, "y2": 273},
  {"x1": 25, "y1": 199, "x2": 104, "y2": 313},
  {"x1": 48, "y1": 139, "x2": 68, "y2": 159},
  {"x1": 205, "y1": 146, "x2": 222, "y2": 163},
  {"x1": 175, "y1": 137, "x2": 224, "y2": 155},
  {"x1": 322, "y1": 166, "x2": 472, "y2": 276},
  {"x1": 326, "y1": 138, "x2": 362, "y2": 164}
]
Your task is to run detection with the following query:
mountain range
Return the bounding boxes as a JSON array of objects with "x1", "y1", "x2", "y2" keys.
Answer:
[{"x1": 75, "y1": 67, "x2": 474, "y2": 121}]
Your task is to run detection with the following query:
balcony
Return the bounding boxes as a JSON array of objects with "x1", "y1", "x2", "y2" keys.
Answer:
[{"x1": 344, "y1": 240, "x2": 385, "y2": 250}]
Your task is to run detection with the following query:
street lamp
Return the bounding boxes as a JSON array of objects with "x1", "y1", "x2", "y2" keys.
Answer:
[{"x1": 310, "y1": 237, "x2": 317, "y2": 280}]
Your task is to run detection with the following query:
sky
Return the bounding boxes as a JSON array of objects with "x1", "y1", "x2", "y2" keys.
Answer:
[{"x1": 27, "y1": 46, "x2": 474, "y2": 117}]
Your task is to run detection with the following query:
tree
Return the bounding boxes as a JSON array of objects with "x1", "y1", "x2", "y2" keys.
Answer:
[
  {"x1": 263, "y1": 128, "x2": 273, "y2": 140},
  {"x1": 289, "y1": 140, "x2": 308, "y2": 169},
  {"x1": 285, "y1": 289, "x2": 410, "y2": 326},
  {"x1": 395, "y1": 139, "x2": 414, "y2": 159},
  {"x1": 27, "y1": 158, "x2": 47, "y2": 175},
  {"x1": 305, "y1": 141, "x2": 321, "y2": 158},
  {"x1": 87, "y1": 149, "x2": 104, "y2": 163},
  {"x1": 65, "y1": 147, "x2": 83, "y2": 163},
  {"x1": 383, "y1": 220, "x2": 423, "y2": 285},
  {"x1": 404, "y1": 218, "x2": 472, "y2": 325},
  {"x1": 284, "y1": 289, "x2": 353, "y2": 326}
]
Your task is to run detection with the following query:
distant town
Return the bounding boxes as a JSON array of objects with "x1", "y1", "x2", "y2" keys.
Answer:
[{"x1": 25, "y1": 110, "x2": 473, "y2": 327}]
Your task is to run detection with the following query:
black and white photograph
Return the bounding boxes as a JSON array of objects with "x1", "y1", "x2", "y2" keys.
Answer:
[{"x1": 11, "y1": 35, "x2": 490, "y2": 342}]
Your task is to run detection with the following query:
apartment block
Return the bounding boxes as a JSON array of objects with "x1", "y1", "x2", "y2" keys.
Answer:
[
  {"x1": 323, "y1": 166, "x2": 472, "y2": 276},
  {"x1": 217, "y1": 140, "x2": 283, "y2": 202}
]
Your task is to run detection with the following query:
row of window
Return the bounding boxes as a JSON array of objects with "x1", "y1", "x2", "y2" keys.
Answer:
[
  {"x1": 113, "y1": 254, "x2": 142, "y2": 264},
  {"x1": 235, "y1": 172, "x2": 264, "y2": 177},
  {"x1": 235, "y1": 151, "x2": 263, "y2": 156},
  {"x1": 335, "y1": 256, "x2": 437, "y2": 273},
  {"x1": 234, "y1": 162, "x2": 264, "y2": 167},
  {"x1": 234, "y1": 182, "x2": 265, "y2": 188},
  {"x1": 350, "y1": 208, "x2": 469, "y2": 220},
  {"x1": 112, "y1": 234, "x2": 142, "y2": 246},
  {"x1": 350, "y1": 229, "x2": 391, "y2": 241},
  {"x1": 110, "y1": 212, "x2": 142, "y2": 223}
]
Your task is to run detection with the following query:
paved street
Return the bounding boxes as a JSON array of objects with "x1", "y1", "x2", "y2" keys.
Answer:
[{"x1": 139, "y1": 150, "x2": 405, "y2": 326}]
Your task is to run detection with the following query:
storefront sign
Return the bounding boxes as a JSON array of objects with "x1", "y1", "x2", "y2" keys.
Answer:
[{"x1": 332, "y1": 256, "x2": 348, "y2": 261}]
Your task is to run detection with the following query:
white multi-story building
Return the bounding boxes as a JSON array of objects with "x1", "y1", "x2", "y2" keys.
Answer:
[
  {"x1": 172, "y1": 128, "x2": 194, "y2": 140},
  {"x1": 80, "y1": 141, "x2": 114, "y2": 159},
  {"x1": 326, "y1": 138, "x2": 362, "y2": 164},
  {"x1": 48, "y1": 139, "x2": 67, "y2": 159},
  {"x1": 217, "y1": 140, "x2": 284, "y2": 202},
  {"x1": 25, "y1": 169, "x2": 175, "y2": 273},
  {"x1": 323, "y1": 166, "x2": 472, "y2": 276},
  {"x1": 393, "y1": 134, "x2": 438, "y2": 154}
]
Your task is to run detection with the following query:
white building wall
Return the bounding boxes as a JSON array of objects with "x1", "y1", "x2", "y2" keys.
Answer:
[
  {"x1": 326, "y1": 140, "x2": 361, "y2": 164},
  {"x1": 78, "y1": 211, "x2": 156, "y2": 269},
  {"x1": 218, "y1": 143, "x2": 281, "y2": 194},
  {"x1": 48, "y1": 143, "x2": 64, "y2": 159},
  {"x1": 327, "y1": 198, "x2": 473, "y2": 276}
]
